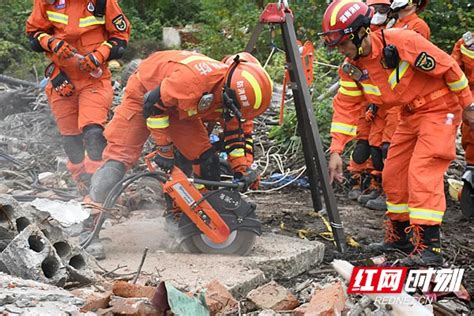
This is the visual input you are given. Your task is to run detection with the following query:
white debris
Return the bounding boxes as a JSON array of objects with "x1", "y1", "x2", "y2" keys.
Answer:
[{"x1": 30, "y1": 198, "x2": 90, "y2": 226}]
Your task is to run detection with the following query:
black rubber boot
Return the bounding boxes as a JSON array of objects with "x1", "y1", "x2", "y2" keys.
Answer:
[
  {"x1": 399, "y1": 225, "x2": 443, "y2": 266},
  {"x1": 358, "y1": 173, "x2": 382, "y2": 205},
  {"x1": 368, "y1": 220, "x2": 414, "y2": 253},
  {"x1": 348, "y1": 172, "x2": 363, "y2": 200}
]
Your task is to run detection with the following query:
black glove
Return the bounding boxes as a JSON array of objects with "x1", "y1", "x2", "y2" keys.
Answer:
[
  {"x1": 381, "y1": 142, "x2": 390, "y2": 161},
  {"x1": 143, "y1": 86, "x2": 164, "y2": 119},
  {"x1": 153, "y1": 145, "x2": 175, "y2": 171},
  {"x1": 235, "y1": 167, "x2": 259, "y2": 192}
]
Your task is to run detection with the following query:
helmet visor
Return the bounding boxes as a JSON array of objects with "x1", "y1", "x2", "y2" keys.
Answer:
[{"x1": 319, "y1": 29, "x2": 347, "y2": 47}]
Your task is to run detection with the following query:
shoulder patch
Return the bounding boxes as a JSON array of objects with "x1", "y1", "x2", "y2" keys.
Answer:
[
  {"x1": 112, "y1": 14, "x2": 127, "y2": 32},
  {"x1": 415, "y1": 52, "x2": 436, "y2": 71}
]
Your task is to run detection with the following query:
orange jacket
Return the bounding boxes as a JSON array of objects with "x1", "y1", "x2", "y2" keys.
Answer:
[
  {"x1": 26, "y1": 0, "x2": 130, "y2": 81},
  {"x1": 134, "y1": 51, "x2": 254, "y2": 170},
  {"x1": 392, "y1": 12, "x2": 430, "y2": 40},
  {"x1": 451, "y1": 36, "x2": 474, "y2": 91},
  {"x1": 330, "y1": 29, "x2": 472, "y2": 153}
]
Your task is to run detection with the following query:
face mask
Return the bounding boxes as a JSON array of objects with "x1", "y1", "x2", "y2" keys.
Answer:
[{"x1": 371, "y1": 13, "x2": 388, "y2": 25}]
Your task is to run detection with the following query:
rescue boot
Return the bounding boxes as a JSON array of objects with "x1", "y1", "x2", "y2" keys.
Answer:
[
  {"x1": 79, "y1": 212, "x2": 106, "y2": 260},
  {"x1": 358, "y1": 173, "x2": 382, "y2": 205},
  {"x1": 399, "y1": 225, "x2": 443, "y2": 266},
  {"x1": 368, "y1": 220, "x2": 414, "y2": 253},
  {"x1": 348, "y1": 172, "x2": 363, "y2": 200},
  {"x1": 366, "y1": 192, "x2": 387, "y2": 211}
]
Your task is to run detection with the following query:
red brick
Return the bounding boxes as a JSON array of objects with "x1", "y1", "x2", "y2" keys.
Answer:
[
  {"x1": 113, "y1": 281, "x2": 156, "y2": 299},
  {"x1": 109, "y1": 296, "x2": 163, "y2": 316},
  {"x1": 71, "y1": 288, "x2": 112, "y2": 312},
  {"x1": 203, "y1": 279, "x2": 239, "y2": 315},
  {"x1": 246, "y1": 281, "x2": 299, "y2": 311},
  {"x1": 303, "y1": 281, "x2": 346, "y2": 316}
]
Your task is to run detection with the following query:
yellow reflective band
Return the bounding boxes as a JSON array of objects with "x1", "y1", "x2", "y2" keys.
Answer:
[
  {"x1": 187, "y1": 109, "x2": 198, "y2": 116},
  {"x1": 246, "y1": 144, "x2": 253, "y2": 150},
  {"x1": 79, "y1": 15, "x2": 105, "y2": 27},
  {"x1": 409, "y1": 207, "x2": 444, "y2": 223},
  {"x1": 361, "y1": 83, "x2": 382, "y2": 96},
  {"x1": 102, "y1": 41, "x2": 113, "y2": 48},
  {"x1": 146, "y1": 116, "x2": 169, "y2": 129},
  {"x1": 388, "y1": 61, "x2": 410, "y2": 90},
  {"x1": 330, "y1": 122, "x2": 357, "y2": 136},
  {"x1": 46, "y1": 11, "x2": 68, "y2": 25},
  {"x1": 339, "y1": 80, "x2": 358, "y2": 88},
  {"x1": 242, "y1": 70, "x2": 262, "y2": 110},
  {"x1": 229, "y1": 148, "x2": 245, "y2": 157},
  {"x1": 246, "y1": 138, "x2": 253, "y2": 143},
  {"x1": 214, "y1": 109, "x2": 223, "y2": 113},
  {"x1": 330, "y1": 0, "x2": 356, "y2": 27},
  {"x1": 447, "y1": 74, "x2": 469, "y2": 92},
  {"x1": 37, "y1": 33, "x2": 49, "y2": 40},
  {"x1": 386, "y1": 202, "x2": 408, "y2": 214},
  {"x1": 461, "y1": 45, "x2": 474, "y2": 59},
  {"x1": 339, "y1": 87, "x2": 363, "y2": 96},
  {"x1": 180, "y1": 56, "x2": 218, "y2": 64}
]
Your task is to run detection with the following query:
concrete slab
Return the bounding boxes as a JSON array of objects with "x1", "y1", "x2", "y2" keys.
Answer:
[{"x1": 99, "y1": 212, "x2": 325, "y2": 297}]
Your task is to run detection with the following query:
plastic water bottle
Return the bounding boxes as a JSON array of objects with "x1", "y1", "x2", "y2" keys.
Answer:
[
  {"x1": 75, "y1": 53, "x2": 103, "y2": 78},
  {"x1": 445, "y1": 113, "x2": 454, "y2": 125}
]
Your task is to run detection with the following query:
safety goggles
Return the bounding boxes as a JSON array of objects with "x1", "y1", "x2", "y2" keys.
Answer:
[
  {"x1": 371, "y1": 4, "x2": 391, "y2": 14},
  {"x1": 319, "y1": 28, "x2": 352, "y2": 47}
]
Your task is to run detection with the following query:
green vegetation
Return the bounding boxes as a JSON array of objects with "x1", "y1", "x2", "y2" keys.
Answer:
[{"x1": 0, "y1": 0, "x2": 472, "y2": 150}]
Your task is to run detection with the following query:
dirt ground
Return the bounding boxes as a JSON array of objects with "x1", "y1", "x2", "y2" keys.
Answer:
[{"x1": 249, "y1": 188, "x2": 474, "y2": 294}]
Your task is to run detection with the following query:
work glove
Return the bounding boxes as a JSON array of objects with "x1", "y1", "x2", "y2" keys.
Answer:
[
  {"x1": 78, "y1": 51, "x2": 102, "y2": 73},
  {"x1": 463, "y1": 104, "x2": 474, "y2": 131},
  {"x1": 235, "y1": 167, "x2": 259, "y2": 192},
  {"x1": 143, "y1": 87, "x2": 165, "y2": 119},
  {"x1": 381, "y1": 142, "x2": 390, "y2": 161},
  {"x1": 365, "y1": 103, "x2": 378, "y2": 122},
  {"x1": 153, "y1": 144, "x2": 175, "y2": 171},
  {"x1": 45, "y1": 63, "x2": 74, "y2": 97},
  {"x1": 47, "y1": 37, "x2": 77, "y2": 59}
]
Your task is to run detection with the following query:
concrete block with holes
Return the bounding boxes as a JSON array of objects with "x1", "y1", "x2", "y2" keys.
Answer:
[
  {"x1": 0, "y1": 194, "x2": 96, "y2": 285},
  {"x1": 0, "y1": 224, "x2": 68, "y2": 286}
]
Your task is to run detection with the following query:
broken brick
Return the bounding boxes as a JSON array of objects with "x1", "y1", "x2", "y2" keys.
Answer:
[
  {"x1": 203, "y1": 279, "x2": 239, "y2": 315},
  {"x1": 302, "y1": 281, "x2": 346, "y2": 316},
  {"x1": 71, "y1": 288, "x2": 112, "y2": 312},
  {"x1": 113, "y1": 281, "x2": 156, "y2": 299},
  {"x1": 246, "y1": 280, "x2": 299, "y2": 311},
  {"x1": 109, "y1": 296, "x2": 163, "y2": 316}
]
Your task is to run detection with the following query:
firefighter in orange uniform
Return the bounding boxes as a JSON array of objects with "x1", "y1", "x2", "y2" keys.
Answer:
[
  {"x1": 451, "y1": 32, "x2": 474, "y2": 215},
  {"x1": 26, "y1": 0, "x2": 130, "y2": 194},
  {"x1": 355, "y1": 0, "x2": 432, "y2": 210},
  {"x1": 321, "y1": 1, "x2": 473, "y2": 265},
  {"x1": 89, "y1": 51, "x2": 273, "y2": 203}
]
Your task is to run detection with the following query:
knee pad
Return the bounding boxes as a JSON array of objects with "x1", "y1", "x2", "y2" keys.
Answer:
[
  {"x1": 175, "y1": 151, "x2": 193, "y2": 177},
  {"x1": 352, "y1": 139, "x2": 370, "y2": 164},
  {"x1": 63, "y1": 135, "x2": 84, "y2": 164},
  {"x1": 83, "y1": 125, "x2": 107, "y2": 161},
  {"x1": 198, "y1": 148, "x2": 221, "y2": 182},
  {"x1": 371, "y1": 146, "x2": 384, "y2": 171},
  {"x1": 89, "y1": 160, "x2": 126, "y2": 203}
]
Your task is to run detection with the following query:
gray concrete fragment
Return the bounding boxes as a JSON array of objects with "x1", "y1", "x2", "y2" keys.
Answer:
[
  {"x1": 249, "y1": 234, "x2": 325, "y2": 279},
  {"x1": 0, "y1": 225, "x2": 67, "y2": 286},
  {"x1": 0, "y1": 272, "x2": 85, "y2": 314}
]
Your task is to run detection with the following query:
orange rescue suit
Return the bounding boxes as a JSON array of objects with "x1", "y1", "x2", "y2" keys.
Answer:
[
  {"x1": 26, "y1": 0, "x2": 130, "y2": 177},
  {"x1": 330, "y1": 29, "x2": 472, "y2": 226},
  {"x1": 103, "y1": 51, "x2": 254, "y2": 174},
  {"x1": 452, "y1": 35, "x2": 474, "y2": 165}
]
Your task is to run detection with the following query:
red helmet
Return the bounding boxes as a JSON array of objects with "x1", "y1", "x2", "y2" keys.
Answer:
[
  {"x1": 221, "y1": 52, "x2": 261, "y2": 66},
  {"x1": 320, "y1": 1, "x2": 373, "y2": 48},
  {"x1": 222, "y1": 58, "x2": 273, "y2": 120}
]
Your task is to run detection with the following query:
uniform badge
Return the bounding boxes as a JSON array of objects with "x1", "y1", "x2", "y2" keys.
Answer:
[
  {"x1": 87, "y1": 1, "x2": 95, "y2": 13},
  {"x1": 198, "y1": 93, "x2": 214, "y2": 112},
  {"x1": 415, "y1": 52, "x2": 436, "y2": 71},
  {"x1": 112, "y1": 14, "x2": 127, "y2": 32}
]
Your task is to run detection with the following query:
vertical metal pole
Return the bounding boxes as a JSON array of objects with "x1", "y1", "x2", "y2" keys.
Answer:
[{"x1": 280, "y1": 13, "x2": 346, "y2": 252}]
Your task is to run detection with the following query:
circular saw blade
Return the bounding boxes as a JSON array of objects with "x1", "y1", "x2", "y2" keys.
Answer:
[{"x1": 182, "y1": 230, "x2": 257, "y2": 255}]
